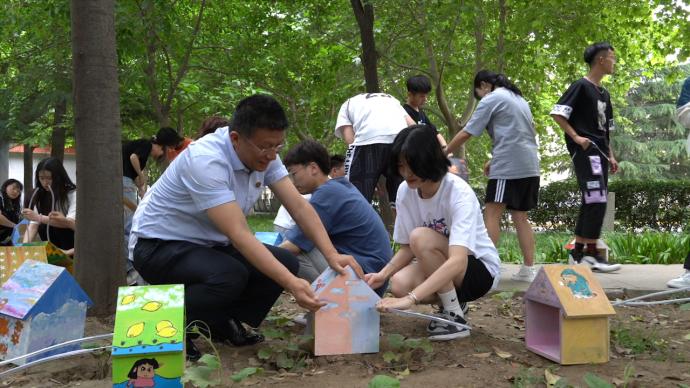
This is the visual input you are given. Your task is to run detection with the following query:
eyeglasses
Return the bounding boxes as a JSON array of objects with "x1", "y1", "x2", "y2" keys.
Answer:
[{"x1": 242, "y1": 135, "x2": 285, "y2": 155}]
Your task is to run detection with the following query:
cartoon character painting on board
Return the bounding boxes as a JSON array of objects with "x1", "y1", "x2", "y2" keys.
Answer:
[{"x1": 126, "y1": 358, "x2": 160, "y2": 388}]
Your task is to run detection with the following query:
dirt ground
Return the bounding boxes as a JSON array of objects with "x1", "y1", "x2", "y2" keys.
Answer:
[{"x1": 2, "y1": 292, "x2": 689, "y2": 388}]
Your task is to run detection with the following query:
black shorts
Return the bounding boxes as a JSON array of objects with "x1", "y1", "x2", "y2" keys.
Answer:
[
  {"x1": 456, "y1": 255, "x2": 495, "y2": 302},
  {"x1": 485, "y1": 176, "x2": 540, "y2": 211},
  {"x1": 344, "y1": 143, "x2": 402, "y2": 205}
]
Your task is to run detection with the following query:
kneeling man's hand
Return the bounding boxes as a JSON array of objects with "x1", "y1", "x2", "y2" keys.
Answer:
[
  {"x1": 328, "y1": 253, "x2": 364, "y2": 279},
  {"x1": 288, "y1": 277, "x2": 326, "y2": 312}
]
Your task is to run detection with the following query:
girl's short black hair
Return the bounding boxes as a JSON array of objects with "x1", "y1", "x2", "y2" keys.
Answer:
[
  {"x1": 283, "y1": 140, "x2": 330, "y2": 175},
  {"x1": 127, "y1": 358, "x2": 160, "y2": 379},
  {"x1": 390, "y1": 124, "x2": 449, "y2": 182}
]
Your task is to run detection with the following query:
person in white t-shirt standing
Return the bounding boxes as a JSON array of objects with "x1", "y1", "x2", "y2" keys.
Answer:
[
  {"x1": 366, "y1": 125, "x2": 501, "y2": 341},
  {"x1": 335, "y1": 93, "x2": 415, "y2": 207}
]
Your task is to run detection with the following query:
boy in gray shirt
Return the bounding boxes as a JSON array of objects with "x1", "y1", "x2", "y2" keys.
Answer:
[{"x1": 446, "y1": 70, "x2": 540, "y2": 282}]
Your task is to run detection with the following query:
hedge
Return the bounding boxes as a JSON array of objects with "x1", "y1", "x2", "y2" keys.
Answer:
[{"x1": 474, "y1": 179, "x2": 690, "y2": 232}]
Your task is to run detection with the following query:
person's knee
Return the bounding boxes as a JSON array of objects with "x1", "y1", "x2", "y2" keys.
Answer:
[
  {"x1": 390, "y1": 272, "x2": 413, "y2": 297},
  {"x1": 509, "y1": 210, "x2": 530, "y2": 224},
  {"x1": 409, "y1": 227, "x2": 444, "y2": 258}
]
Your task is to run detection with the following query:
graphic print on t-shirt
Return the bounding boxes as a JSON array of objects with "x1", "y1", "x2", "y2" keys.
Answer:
[
  {"x1": 597, "y1": 100, "x2": 607, "y2": 132},
  {"x1": 423, "y1": 217, "x2": 449, "y2": 237}
]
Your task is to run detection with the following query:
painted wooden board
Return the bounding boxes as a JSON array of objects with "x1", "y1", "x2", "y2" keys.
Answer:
[
  {"x1": 309, "y1": 267, "x2": 380, "y2": 356},
  {"x1": 0, "y1": 246, "x2": 47, "y2": 285},
  {"x1": 112, "y1": 284, "x2": 185, "y2": 388}
]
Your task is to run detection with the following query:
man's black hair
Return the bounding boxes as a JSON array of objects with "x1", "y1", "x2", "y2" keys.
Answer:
[
  {"x1": 406, "y1": 75, "x2": 432, "y2": 94},
  {"x1": 583, "y1": 42, "x2": 614, "y2": 66},
  {"x1": 390, "y1": 124, "x2": 449, "y2": 182},
  {"x1": 473, "y1": 70, "x2": 523, "y2": 99},
  {"x1": 230, "y1": 94, "x2": 289, "y2": 137},
  {"x1": 283, "y1": 140, "x2": 330, "y2": 175},
  {"x1": 329, "y1": 154, "x2": 345, "y2": 169}
]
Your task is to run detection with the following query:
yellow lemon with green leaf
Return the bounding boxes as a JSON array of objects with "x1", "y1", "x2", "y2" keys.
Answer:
[{"x1": 156, "y1": 321, "x2": 178, "y2": 338}]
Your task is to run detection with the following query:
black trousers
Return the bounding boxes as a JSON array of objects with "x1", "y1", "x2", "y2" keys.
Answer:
[
  {"x1": 685, "y1": 252, "x2": 690, "y2": 271},
  {"x1": 571, "y1": 145, "x2": 609, "y2": 239},
  {"x1": 133, "y1": 238, "x2": 299, "y2": 330},
  {"x1": 344, "y1": 143, "x2": 403, "y2": 205}
]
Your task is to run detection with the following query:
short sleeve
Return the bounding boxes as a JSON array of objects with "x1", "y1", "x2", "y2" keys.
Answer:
[
  {"x1": 550, "y1": 81, "x2": 584, "y2": 119},
  {"x1": 447, "y1": 189, "x2": 481, "y2": 249},
  {"x1": 181, "y1": 154, "x2": 236, "y2": 211},
  {"x1": 264, "y1": 156, "x2": 289, "y2": 186},
  {"x1": 285, "y1": 188, "x2": 332, "y2": 253},
  {"x1": 334, "y1": 99, "x2": 353, "y2": 139},
  {"x1": 463, "y1": 96, "x2": 496, "y2": 137},
  {"x1": 392, "y1": 186, "x2": 413, "y2": 244},
  {"x1": 66, "y1": 190, "x2": 77, "y2": 219}
]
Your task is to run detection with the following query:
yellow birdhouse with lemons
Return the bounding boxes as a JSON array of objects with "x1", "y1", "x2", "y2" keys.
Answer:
[
  {"x1": 112, "y1": 284, "x2": 185, "y2": 387},
  {"x1": 0, "y1": 242, "x2": 73, "y2": 285}
]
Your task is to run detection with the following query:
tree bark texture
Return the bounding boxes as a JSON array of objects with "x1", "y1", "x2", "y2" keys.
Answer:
[
  {"x1": 351, "y1": 0, "x2": 380, "y2": 93},
  {"x1": 50, "y1": 96, "x2": 67, "y2": 161},
  {"x1": 22, "y1": 144, "x2": 34, "y2": 206},
  {"x1": 71, "y1": 0, "x2": 124, "y2": 316}
]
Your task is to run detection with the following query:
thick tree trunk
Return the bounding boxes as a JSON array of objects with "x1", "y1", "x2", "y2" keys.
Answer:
[
  {"x1": 50, "y1": 96, "x2": 67, "y2": 161},
  {"x1": 71, "y1": 0, "x2": 124, "y2": 316},
  {"x1": 22, "y1": 144, "x2": 34, "y2": 206},
  {"x1": 0, "y1": 139, "x2": 8, "y2": 185},
  {"x1": 351, "y1": 0, "x2": 379, "y2": 93}
]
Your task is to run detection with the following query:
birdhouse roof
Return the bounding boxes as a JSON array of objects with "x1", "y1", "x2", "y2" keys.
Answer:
[
  {"x1": 112, "y1": 284, "x2": 185, "y2": 357},
  {"x1": 525, "y1": 264, "x2": 615, "y2": 318},
  {"x1": 0, "y1": 260, "x2": 92, "y2": 320},
  {"x1": 312, "y1": 266, "x2": 380, "y2": 302}
]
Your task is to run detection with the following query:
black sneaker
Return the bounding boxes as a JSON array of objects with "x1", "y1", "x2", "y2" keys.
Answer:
[
  {"x1": 214, "y1": 318, "x2": 265, "y2": 347},
  {"x1": 581, "y1": 252, "x2": 621, "y2": 273},
  {"x1": 186, "y1": 337, "x2": 201, "y2": 362},
  {"x1": 427, "y1": 304, "x2": 469, "y2": 333},
  {"x1": 427, "y1": 310, "x2": 471, "y2": 341}
]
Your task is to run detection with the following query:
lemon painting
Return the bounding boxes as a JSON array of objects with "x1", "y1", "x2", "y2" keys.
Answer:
[{"x1": 112, "y1": 284, "x2": 185, "y2": 388}]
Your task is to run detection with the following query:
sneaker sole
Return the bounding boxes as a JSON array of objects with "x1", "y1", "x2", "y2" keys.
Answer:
[{"x1": 428, "y1": 330, "x2": 471, "y2": 341}]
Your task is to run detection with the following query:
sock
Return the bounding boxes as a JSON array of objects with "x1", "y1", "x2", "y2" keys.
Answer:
[
  {"x1": 438, "y1": 289, "x2": 463, "y2": 318},
  {"x1": 574, "y1": 242, "x2": 584, "y2": 253}
]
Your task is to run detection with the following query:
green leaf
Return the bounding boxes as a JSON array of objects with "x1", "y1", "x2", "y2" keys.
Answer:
[
  {"x1": 276, "y1": 352, "x2": 295, "y2": 369},
  {"x1": 680, "y1": 303, "x2": 690, "y2": 311},
  {"x1": 368, "y1": 374, "x2": 400, "y2": 388},
  {"x1": 583, "y1": 372, "x2": 614, "y2": 388},
  {"x1": 231, "y1": 367, "x2": 264, "y2": 382},
  {"x1": 262, "y1": 327, "x2": 287, "y2": 340},
  {"x1": 387, "y1": 333, "x2": 405, "y2": 349},
  {"x1": 181, "y1": 365, "x2": 221, "y2": 388},
  {"x1": 382, "y1": 351, "x2": 399, "y2": 363},
  {"x1": 197, "y1": 353, "x2": 220, "y2": 369},
  {"x1": 257, "y1": 347, "x2": 273, "y2": 360}
]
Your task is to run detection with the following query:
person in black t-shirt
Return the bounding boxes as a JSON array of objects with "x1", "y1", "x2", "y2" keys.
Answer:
[
  {"x1": 0, "y1": 179, "x2": 22, "y2": 246},
  {"x1": 550, "y1": 42, "x2": 620, "y2": 273},
  {"x1": 403, "y1": 75, "x2": 447, "y2": 149}
]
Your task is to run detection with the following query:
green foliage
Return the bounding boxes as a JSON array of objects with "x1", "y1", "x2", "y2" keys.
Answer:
[
  {"x1": 256, "y1": 314, "x2": 313, "y2": 371},
  {"x1": 368, "y1": 374, "x2": 401, "y2": 388},
  {"x1": 230, "y1": 367, "x2": 264, "y2": 383},
  {"x1": 382, "y1": 333, "x2": 433, "y2": 371},
  {"x1": 511, "y1": 367, "x2": 544, "y2": 388},
  {"x1": 611, "y1": 325, "x2": 668, "y2": 355},
  {"x1": 181, "y1": 353, "x2": 222, "y2": 388},
  {"x1": 246, "y1": 214, "x2": 277, "y2": 233},
  {"x1": 582, "y1": 372, "x2": 613, "y2": 388},
  {"x1": 527, "y1": 180, "x2": 690, "y2": 232}
]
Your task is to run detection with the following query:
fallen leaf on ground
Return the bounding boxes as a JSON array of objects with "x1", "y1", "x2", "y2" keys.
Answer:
[
  {"x1": 493, "y1": 347, "x2": 512, "y2": 359},
  {"x1": 544, "y1": 369, "x2": 562, "y2": 387},
  {"x1": 473, "y1": 352, "x2": 492, "y2": 358}
]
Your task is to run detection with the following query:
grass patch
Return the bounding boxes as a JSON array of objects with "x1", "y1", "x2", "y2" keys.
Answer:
[
  {"x1": 611, "y1": 324, "x2": 668, "y2": 355},
  {"x1": 247, "y1": 213, "x2": 276, "y2": 233}
]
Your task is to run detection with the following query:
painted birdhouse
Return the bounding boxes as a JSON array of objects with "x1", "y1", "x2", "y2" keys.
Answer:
[
  {"x1": 524, "y1": 264, "x2": 616, "y2": 365},
  {"x1": 112, "y1": 284, "x2": 185, "y2": 388},
  {"x1": 0, "y1": 260, "x2": 92, "y2": 365},
  {"x1": 0, "y1": 242, "x2": 73, "y2": 285},
  {"x1": 307, "y1": 266, "x2": 380, "y2": 356},
  {"x1": 564, "y1": 239, "x2": 610, "y2": 261}
]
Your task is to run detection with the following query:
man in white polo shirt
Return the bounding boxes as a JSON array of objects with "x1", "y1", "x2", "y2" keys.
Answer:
[{"x1": 131, "y1": 95, "x2": 362, "y2": 360}]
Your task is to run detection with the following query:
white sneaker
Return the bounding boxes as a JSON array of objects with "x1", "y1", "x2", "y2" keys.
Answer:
[
  {"x1": 511, "y1": 265, "x2": 537, "y2": 282},
  {"x1": 292, "y1": 313, "x2": 307, "y2": 326},
  {"x1": 667, "y1": 270, "x2": 690, "y2": 288}
]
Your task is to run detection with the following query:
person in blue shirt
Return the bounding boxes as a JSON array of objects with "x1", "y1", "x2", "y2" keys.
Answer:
[
  {"x1": 278, "y1": 140, "x2": 392, "y2": 295},
  {"x1": 130, "y1": 95, "x2": 362, "y2": 361}
]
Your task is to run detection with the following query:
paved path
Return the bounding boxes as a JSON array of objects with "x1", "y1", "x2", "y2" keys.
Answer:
[{"x1": 497, "y1": 264, "x2": 685, "y2": 296}]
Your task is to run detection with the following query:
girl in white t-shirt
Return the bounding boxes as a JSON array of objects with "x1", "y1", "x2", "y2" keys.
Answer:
[{"x1": 366, "y1": 125, "x2": 501, "y2": 341}]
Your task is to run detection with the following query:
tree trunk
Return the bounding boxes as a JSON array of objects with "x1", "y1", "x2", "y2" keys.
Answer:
[
  {"x1": 497, "y1": 0, "x2": 507, "y2": 73},
  {"x1": 50, "y1": 96, "x2": 68, "y2": 161},
  {"x1": 0, "y1": 139, "x2": 8, "y2": 185},
  {"x1": 351, "y1": 0, "x2": 379, "y2": 93},
  {"x1": 71, "y1": 0, "x2": 124, "y2": 316},
  {"x1": 22, "y1": 144, "x2": 34, "y2": 207}
]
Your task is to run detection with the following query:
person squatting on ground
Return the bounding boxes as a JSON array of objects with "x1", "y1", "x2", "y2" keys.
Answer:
[
  {"x1": 0, "y1": 179, "x2": 23, "y2": 246},
  {"x1": 550, "y1": 42, "x2": 621, "y2": 273},
  {"x1": 667, "y1": 74, "x2": 690, "y2": 289},
  {"x1": 22, "y1": 157, "x2": 77, "y2": 256},
  {"x1": 366, "y1": 125, "x2": 501, "y2": 341},
  {"x1": 335, "y1": 92, "x2": 415, "y2": 207},
  {"x1": 278, "y1": 140, "x2": 392, "y2": 294},
  {"x1": 445, "y1": 70, "x2": 540, "y2": 282},
  {"x1": 403, "y1": 74, "x2": 448, "y2": 149},
  {"x1": 130, "y1": 94, "x2": 362, "y2": 361}
]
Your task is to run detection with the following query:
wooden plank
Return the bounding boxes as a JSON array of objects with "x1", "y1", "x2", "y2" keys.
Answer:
[
  {"x1": 560, "y1": 316, "x2": 610, "y2": 364},
  {"x1": 543, "y1": 264, "x2": 615, "y2": 318}
]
